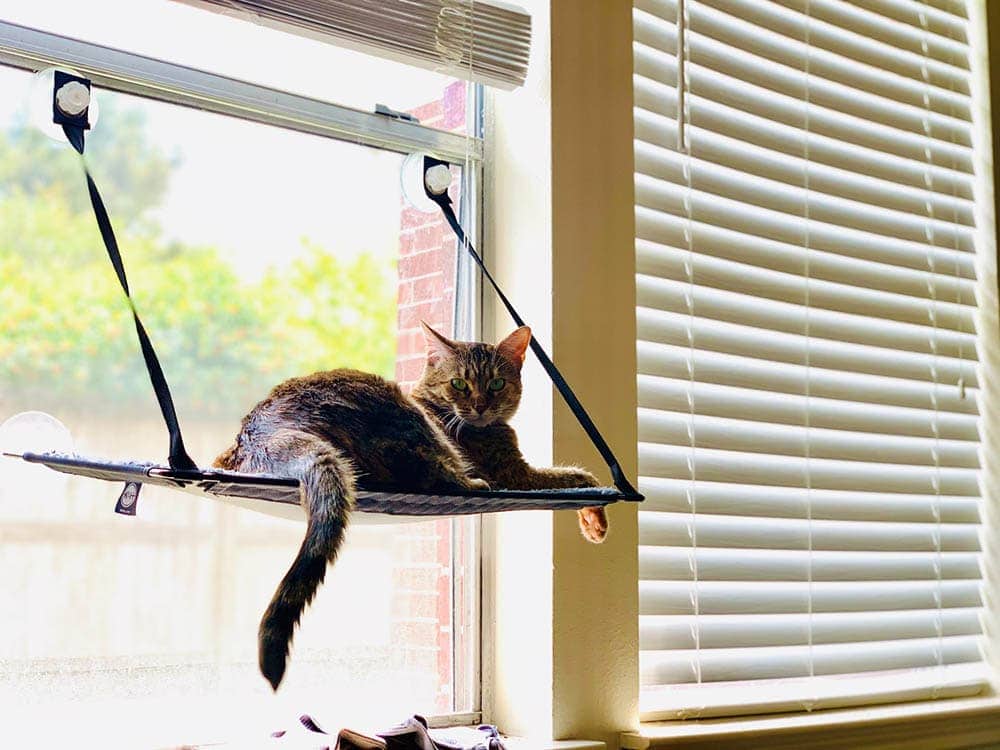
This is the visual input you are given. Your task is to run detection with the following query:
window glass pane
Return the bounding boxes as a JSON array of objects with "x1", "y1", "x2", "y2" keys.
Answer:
[
  {"x1": 0, "y1": 63, "x2": 476, "y2": 744},
  {"x1": 2, "y1": 0, "x2": 469, "y2": 128}
]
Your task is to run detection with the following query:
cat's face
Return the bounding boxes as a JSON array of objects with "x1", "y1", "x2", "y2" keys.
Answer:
[{"x1": 416, "y1": 323, "x2": 531, "y2": 428}]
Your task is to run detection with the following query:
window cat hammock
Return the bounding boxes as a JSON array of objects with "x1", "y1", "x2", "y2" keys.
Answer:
[{"x1": 3, "y1": 72, "x2": 642, "y2": 520}]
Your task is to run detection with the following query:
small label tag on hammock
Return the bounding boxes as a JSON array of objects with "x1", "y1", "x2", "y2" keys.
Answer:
[{"x1": 115, "y1": 482, "x2": 141, "y2": 516}]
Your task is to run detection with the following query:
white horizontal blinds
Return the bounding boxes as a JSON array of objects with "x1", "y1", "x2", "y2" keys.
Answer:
[
  {"x1": 176, "y1": 0, "x2": 531, "y2": 89},
  {"x1": 634, "y1": 0, "x2": 987, "y2": 720}
]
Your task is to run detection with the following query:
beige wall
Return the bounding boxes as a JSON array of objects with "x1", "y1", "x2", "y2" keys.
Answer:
[
  {"x1": 549, "y1": 0, "x2": 639, "y2": 742},
  {"x1": 485, "y1": 1, "x2": 639, "y2": 745}
]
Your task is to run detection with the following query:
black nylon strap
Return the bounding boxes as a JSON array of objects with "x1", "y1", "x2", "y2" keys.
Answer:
[
  {"x1": 63, "y1": 124, "x2": 197, "y2": 472},
  {"x1": 425, "y1": 158, "x2": 641, "y2": 500}
]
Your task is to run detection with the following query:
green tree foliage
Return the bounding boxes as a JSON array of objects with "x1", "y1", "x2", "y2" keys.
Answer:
[
  {"x1": 0, "y1": 97, "x2": 396, "y2": 420},
  {"x1": 261, "y1": 240, "x2": 396, "y2": 376},
  {"x1": 0, "y1": 98, "x2": 172, "y2": 229}
]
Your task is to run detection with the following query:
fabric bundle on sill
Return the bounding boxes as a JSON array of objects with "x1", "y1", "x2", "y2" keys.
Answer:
[{"x1": 271, "y1": 714, "x2": 505, "y2": 750}]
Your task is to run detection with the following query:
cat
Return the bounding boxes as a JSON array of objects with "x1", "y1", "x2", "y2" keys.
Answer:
[{"x1": 214, "y1": 323, "x2": 608, "y2": 690}]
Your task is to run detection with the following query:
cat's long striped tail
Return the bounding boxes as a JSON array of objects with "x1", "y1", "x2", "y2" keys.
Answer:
[{"x1": 250, "y1": 430, "x2": 355, "y2": 690}]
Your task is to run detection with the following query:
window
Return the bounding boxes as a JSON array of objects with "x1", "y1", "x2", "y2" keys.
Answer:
[
  {"x1": 634, "y1": 0, "x2": 990, "y2": 719},
  {"x1": 0, "y1": 9, "x2": 483, "y2": 746}
]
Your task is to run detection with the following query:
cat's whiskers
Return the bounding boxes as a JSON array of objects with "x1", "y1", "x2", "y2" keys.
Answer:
[{"x1": 444, "y1": 411, "x2": 467, "y2": 438}]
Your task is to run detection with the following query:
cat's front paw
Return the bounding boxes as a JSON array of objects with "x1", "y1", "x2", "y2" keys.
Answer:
[
  {"x1": 566, "y1": 468, "x2": 600, "y2": 488},
  {"x1": 466, "y1": 477, "x2": 491, "y2": 491},
  {"x1": 578, "y1": 506, "x2": 608, "y2": 543}
]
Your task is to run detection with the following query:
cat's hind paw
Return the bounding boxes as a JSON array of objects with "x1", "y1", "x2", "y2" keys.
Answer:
[{"x1": 577, "y1": 506, "x2": 608, "y2": 543}]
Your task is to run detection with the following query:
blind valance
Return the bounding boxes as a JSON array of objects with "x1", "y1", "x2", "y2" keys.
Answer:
[{"x1": 177, "y1": 0, "x2": 531, "y2": 89}]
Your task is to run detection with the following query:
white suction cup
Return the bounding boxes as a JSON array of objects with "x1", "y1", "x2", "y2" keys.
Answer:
[
  {"x1": 0, "y1": 411, "x2": 75, "y2": 457},
  {"x1": 425, "y1": 163, "x2": 452, "y2": 195},
  {"x1": 401, "y1": 152, "x2": 454, "y2": 212},
  {"x1": 27, "y1": 66, "x2": 100, "y2": 143}
]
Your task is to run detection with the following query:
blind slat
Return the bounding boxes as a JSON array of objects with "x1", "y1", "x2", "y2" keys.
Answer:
[
  {"x1": 639, "y1": 546, "x2": 981, "y2": 581},
  {"x1": 633, "y1": 95, "x2": 974, "y2": 200},
  {"x1": 640, "y1": 663, "x2": 988, "y2": 718},
  {"x1": 641, "y1": 635, "x2": 981, "y2": 685},
  {"x1": 637, "y1": 511, "x2": 980, "y2": 552},
  {"x1": 636, "y1": 241, "x2": 977, "y2": 333},
  {"x1": 638, "y1": 408, "x2": 979, "y2": 468},
  {"x1": 639, "y1": 579, "x2": 982, "y2": 616},
  {"x1": 795, "y1": 0, "x2": 969, "y2": 48},
  {"x1": 638, "y1": 344, "x2": 980, "y2": 431},
  {"x1": 637, "y1": 308, "x2": 979, "y2": 386},
  {"x1": 635, "y1": 140, "x2": 974, "y2": 250},
  {"x1": 639, "y1": 477, "x2": 981, "y2": 524},
  {"x1": 635, "y1": 175, "x2": 976, "y2": 276},
  {"x1": 637, "y1": 274, "x2": 977, "y2": 359},
  {"x1": 711, "y1": 0, "x2": 970, "y2": 75},
  {"x1": 641, "y1": 21, "x2": 973, "y2": 142},
  {"x1": 631, "y1": 106, "x2": 976, "y2": 223},
  {"x1": 640, "y1": 609, "x2": 982, "y2": 649},
  {"x1": 633, "y1": 46, "x2": 973, "y2": 170},
  {"x1": 639, "y1": 442, "x2": 979, "y2": 495},
  {"x1": 635, "y1": 208, "x2": 977, "y2": 300},
  {"x1": 651, "y1": 2, "x2": 971, "y2": 116},
  {"x1": 639, "y1": 579, "x2": 982, "y2": 615}
]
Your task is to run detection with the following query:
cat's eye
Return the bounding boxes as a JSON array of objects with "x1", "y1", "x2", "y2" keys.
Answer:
[
  {"x1": 450, "y1": 378, "x2": 469, "y2": 392},
  {"x1": 488, "y1": 377, "x2": 506, "y2": 392}
]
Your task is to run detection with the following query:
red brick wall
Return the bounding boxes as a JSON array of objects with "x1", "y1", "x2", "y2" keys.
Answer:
[
  {"x1": 391, "y1": 79, "x2": 468, "y2": 715},
  {"x1": 395, "y1": 80, "x2": 468, "y2": 390}
]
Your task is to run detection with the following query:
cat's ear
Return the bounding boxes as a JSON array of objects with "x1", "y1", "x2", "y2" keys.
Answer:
[
  {"x1": 421, "y1": 321, "x2": 457, "y2": 365},
  {"x1": 497, "y1": 326, "x2": 532, "y2": 369}
]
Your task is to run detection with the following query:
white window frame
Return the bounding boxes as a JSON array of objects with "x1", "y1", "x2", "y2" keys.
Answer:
[{"x1": 0, "y1": 17, "x2": 487, "y2": 728}]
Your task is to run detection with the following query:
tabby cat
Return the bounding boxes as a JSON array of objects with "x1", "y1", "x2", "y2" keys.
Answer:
[{"x1": 215, "y1": 323, "x2": 608, "y2": 690}]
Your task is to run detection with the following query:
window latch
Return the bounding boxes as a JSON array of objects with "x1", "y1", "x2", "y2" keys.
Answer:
[{"x1": 375, "y1": 104, "x2": 419, "y2": 124}]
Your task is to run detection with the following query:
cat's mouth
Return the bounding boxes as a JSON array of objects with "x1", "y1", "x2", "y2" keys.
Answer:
[{"x1": 459, "y1": 412, "x2": 494, "y2": 428}]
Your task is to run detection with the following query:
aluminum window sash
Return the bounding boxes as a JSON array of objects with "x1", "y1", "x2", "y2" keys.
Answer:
[{"x1": 0, "y1": 19, "x2": 483, "y2": 163}]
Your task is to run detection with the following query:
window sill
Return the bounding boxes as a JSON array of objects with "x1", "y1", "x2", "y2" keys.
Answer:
[
  {"x1": 621, "y1": 695, "x2": 1000, "y2": 749},
  {"x1": 180, "y1": 743, "x2": 603, "y2": 750},
  {"x1": 175, "y1": 727, "x2": 605, "y2": 750},
  {"x1": 505, "y1": 740, "x2": 604, "y2": 750}
]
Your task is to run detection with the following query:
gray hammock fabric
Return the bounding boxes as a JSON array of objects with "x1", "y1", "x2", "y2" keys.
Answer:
[{"x1": 18, "y1": 452, "x2": 625, "y2": 517}]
